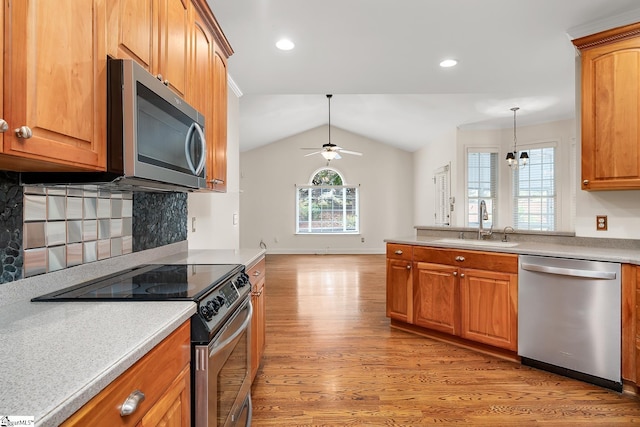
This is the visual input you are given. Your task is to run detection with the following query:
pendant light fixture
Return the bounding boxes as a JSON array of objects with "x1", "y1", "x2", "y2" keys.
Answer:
[{"x1": 505, "y1": 107, "x2": 528, "y2": 169}]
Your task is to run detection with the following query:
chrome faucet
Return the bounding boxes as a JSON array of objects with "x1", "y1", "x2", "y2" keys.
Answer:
[
  {"x1": 502, "y1": 226, "x2": 515, "y2": 242},
  {"x1": 478, "y1": 200, "x2": 492, "y2": 240}
]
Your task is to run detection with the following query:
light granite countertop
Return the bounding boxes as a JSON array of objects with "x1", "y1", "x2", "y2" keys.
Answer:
[
  {"x1": 385, "y1": 235, "x2": 640, "y2": 265},
  {"x1": 0, "y1": 242, "x2": 265, "y2": 426}
]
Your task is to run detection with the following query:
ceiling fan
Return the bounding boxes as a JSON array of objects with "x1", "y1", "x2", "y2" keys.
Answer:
[{"x1": 302, "y1": 94, "x2": 363, "y2": 161}]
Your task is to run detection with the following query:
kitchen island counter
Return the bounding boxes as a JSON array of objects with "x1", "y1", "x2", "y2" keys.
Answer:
[
  {"x1": 0, "y1": 242, "x2": 265, "y2": 426},
  {"x1": 385, "y1": 235, "x2": 640, "y2": 265}
]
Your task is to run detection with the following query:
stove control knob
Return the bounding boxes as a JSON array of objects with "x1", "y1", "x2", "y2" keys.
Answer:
[
  {"x1": 208, "y1": 300, "x2": 220, "y2": 314},
  {"x1": 200, "y1": 305, "x2": 213, "y2": 321},
  {"x1": 235, "y1": 275, "x2": 247, "y2": 288},
  {"x1": 216, "y1": 295, "x2": 226, "y2": 306}
]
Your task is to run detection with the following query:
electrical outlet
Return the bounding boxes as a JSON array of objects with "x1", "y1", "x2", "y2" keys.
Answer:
[
  {"x1": 596, "y1": 215, "x2": 607, "y2": 231},
  {"x1": 361, "y1": 237, "x2": 365, "y2": 243}
]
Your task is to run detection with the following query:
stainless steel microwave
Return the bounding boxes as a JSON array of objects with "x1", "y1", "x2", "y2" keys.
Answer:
[
  {"x1": 108, "y1": 58, "x2": 207, "y2": 190},
  {"x1": 22, "y1": 58, "x2": 207, "y2": 192}
]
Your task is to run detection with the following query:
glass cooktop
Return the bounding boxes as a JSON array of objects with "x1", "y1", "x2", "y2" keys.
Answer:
[{"x1": 31, "y1": 264, "x2": 243, "y2": 302}]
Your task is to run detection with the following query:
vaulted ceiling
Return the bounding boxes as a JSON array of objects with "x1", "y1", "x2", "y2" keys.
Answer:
[{"x1": 208, "y1": 0, "x2": 640, "y2": 152}]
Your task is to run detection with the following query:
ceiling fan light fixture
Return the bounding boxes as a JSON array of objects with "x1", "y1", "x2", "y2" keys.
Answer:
[{"x1": 321, "y1": 150, "x2": 337, "y2": 160}]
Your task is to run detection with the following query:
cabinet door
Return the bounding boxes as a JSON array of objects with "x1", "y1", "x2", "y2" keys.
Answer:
[
  {"x1": 156, "y1": 0, "x2": 189, "y2": 98},
  {"x1": 460, "y1": 268, "x2": 517, "y2": 351},
  {"x1": 139, "y1": 365, "x2": 190, "y2": 427},
  {"x1": 251, "y1": 277, "x2": 265, "y2": 381},
  {"x1": 413, "y1": 262, "x2": 459, "y2": 335},
  {"x1": 210, "y1": 47, "x2": 227, "y2": 192},
  {"x1": 386, "y1": 258, "x2": 413, "y2": 323},
  {"x1": 190, "y1": 9, "x2": 215, "y2": 188},
  {"x1": 108, "y1": 0, "x2": 154, "y2": 70},
  {"x1": 580, "y1": 36, "x2": 640, "y2": 190},
  {"x1": 3, "y1": 0, "x2": 106, "y2": 171}
]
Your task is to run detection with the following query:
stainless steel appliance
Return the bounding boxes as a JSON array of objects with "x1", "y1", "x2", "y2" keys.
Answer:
[
  {"x1": 22, "y1": 58, "x2": 208, "y2": 192},
  {"x1": 32, "y1": 263, "x2": 253, "y2": 426},
  {"x1": 518, "y1": 255, "x2": 621, "y2": 391}
]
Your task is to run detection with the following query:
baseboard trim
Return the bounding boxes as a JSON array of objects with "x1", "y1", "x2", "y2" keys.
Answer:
[{"x1": 264, "y1": 248, "x2": 385, "y2": 255}]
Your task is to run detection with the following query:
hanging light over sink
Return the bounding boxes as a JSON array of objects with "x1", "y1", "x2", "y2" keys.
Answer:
[{"x1": 505, "y1": 107, "x2": 528, "y2": 169}]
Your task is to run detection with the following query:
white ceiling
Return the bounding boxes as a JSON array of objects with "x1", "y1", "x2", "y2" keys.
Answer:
[{"x1": 208, "y1": 0, "x2": 640, "y2": 153}]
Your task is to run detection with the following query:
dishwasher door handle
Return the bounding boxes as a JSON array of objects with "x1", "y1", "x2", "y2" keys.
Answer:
[{"x1": 520, "y1": 263, "x2": 617, "y2": 280}]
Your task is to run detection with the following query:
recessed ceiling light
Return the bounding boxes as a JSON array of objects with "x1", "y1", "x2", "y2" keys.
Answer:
[
  {"x1": 440, "y1": 59, "x2": 458, "y2": 68},
  {"x1": 276, "y1": 39, "x2": 295, "y2": 51}
]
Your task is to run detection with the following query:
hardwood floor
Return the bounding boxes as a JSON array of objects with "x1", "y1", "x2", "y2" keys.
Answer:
[{"x1": 251, "y1": 254, "x2": 640, "y2": 426}]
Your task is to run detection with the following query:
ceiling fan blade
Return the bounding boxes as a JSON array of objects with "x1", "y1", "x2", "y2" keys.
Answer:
[
  {"x1": 304, "y1": 151, "x2": 321, "y2": 157},
  {"x1": 339, "y1": 150, "x2": 363, "y2": 156}
]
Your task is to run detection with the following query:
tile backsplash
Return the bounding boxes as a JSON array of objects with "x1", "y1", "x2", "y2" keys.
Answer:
[
  {"x1": 22, "y1": 186, "x2": 134, "y2": 277},
  {"x1": 0, "y1": 173, "x2": 188, "y2": 283}
]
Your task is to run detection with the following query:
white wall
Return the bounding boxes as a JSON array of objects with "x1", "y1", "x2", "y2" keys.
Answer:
[
  {"x1": 414, "y1": 128, "x2": 457, "y2": 226},
  {"x1": 239, "y1": 126, "x2": 414, "y2": 253},
  {"x1": 187, "y1": 90, "x2": 241, "y2": 249}
]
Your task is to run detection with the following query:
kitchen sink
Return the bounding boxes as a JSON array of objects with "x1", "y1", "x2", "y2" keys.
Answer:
[{"x1": 434, "y1": 238, "x2": 519, "y2": 248}]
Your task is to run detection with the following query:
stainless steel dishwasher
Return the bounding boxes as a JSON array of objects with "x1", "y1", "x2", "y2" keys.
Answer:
[{"x1": 518, "y1": 255, "x2": 621, "y2": 391}]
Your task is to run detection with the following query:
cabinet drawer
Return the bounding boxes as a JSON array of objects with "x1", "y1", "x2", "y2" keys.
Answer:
[
  {"x1": 62, "y1": 321, "x2": 191, "y2": 427},
  {"x1": 386, "y1": 244, "x2": 413, "y2": 261},
  {"x1": 414, "y1": 246, "x2": 517, "y2": 274},
  {"x1": 247, "y1": 256, "x2": 266, "y2": 288}
]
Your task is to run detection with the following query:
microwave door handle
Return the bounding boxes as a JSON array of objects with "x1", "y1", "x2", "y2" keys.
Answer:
[
  {"x1": 184, "y1": 123, "x2": 198, "y2": 174},
  {"x1": 192, "y1": 123, "x2": 206, "y2": 176}
]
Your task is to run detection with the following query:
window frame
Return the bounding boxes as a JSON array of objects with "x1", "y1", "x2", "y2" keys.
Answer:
[
  {"x1": 295, "y1": 168, "x2": 360, "y2": 235},
  {"x1": 511, "y1": 141, "x2": 557, "y2": 231},
  {"x1": 465, "y1": 148, "x2": 499, "y2": 228}
]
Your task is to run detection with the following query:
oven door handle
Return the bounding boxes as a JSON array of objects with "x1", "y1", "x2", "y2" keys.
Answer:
[{"x1": 209, "y1": 301, "x2": 253, "y2": 356}]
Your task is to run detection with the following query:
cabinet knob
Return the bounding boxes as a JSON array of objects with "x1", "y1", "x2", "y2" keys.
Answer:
[
  {"x1": 406, "y1": 264, "x2": 411, "y2": 270},
  {"x1": 163, "y1": 79, "x2": 170, "y2": 86},
  {"x1": 453, "y1": 271, "x2": 458, "y2": 276},
  {"x1": 455, "y1": 256, "x2": 465, "y2": 262},
  {"x1": 156, "y1": 73, "x2": 163, "y2": 81},
  {"x1": 0, "y1": 119, "x2": 8, "y2": 132},
  {"x1": 460, "y1": 273, "x2": 465, "y2": 278},
  {"x1": 15, "y1": 126, "x2": 33, "y2": 139},
  {"x1": 394, "y1": 250, "x2": 403, "y2": 255},
  {"x1": 253, "y1": 270, "x2": 260, "y2": 276},
  {"x1": 120, "y1": 390, "x2": 145, "y2": 416},
  {"x1": 582, "y1": 179, "x2": 589, "y2": 186}
]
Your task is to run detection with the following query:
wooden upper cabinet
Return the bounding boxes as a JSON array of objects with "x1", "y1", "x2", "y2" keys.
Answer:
[
  {"x1": 573, "y1": 23, "x2": 640, "y2": 190},
  {"x1": 0, "y1": 2, "x2": 4, "y2": 154},
  {"x1": 2, "y1": 0, "x2": 106, "y2": 171},
  {"x1": 108, "y1": 0, "x2": 154, "y2": 69},
  {"x1": 211, "y1": 46, "x2": 228, "y2": 192},
  {"x1": 156, "y1": 0, "x2": 190, "y2": 98}
]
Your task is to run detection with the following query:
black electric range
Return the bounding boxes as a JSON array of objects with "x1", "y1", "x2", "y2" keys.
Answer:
[{"x1": 31, "y1": 263, "x2": 251, "y2": 343}]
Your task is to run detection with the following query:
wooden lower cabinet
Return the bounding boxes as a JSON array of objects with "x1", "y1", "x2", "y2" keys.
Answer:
[
  {"x1": 386, "y1": 244, "x2": 413, "y2": 323},
  {"x1": 413, "y1": 262, "x2": 459, "y2": 335},
  {"x1": 62, "y1": 321, "x2": 190, "y2": 427},
  {"x1": 387, "y1": 243, "x2": 519, "y2": 353},
  {"x1": 248, "y1": 256, "x2": 266, "y2": 381},
  {"x1": 460, "y1": 268, "x2": 518, "y2": 351}
]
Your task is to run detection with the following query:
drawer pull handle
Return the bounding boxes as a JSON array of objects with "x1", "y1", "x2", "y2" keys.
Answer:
[
  {"x1": 394, "y1": 250, "x2": 403, "y2": 255},
  {"x1": 455, "y1": 256, "x2": 465, "y2": 262},
  {"x1": 253, "y1": 270, "x2": 261, "y2": 276},
  {"x1": 120, "y1": 390, "x2": 145, "y2": 417}
]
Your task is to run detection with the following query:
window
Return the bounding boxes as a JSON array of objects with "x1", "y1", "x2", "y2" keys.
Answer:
[
  {"x1": 296, "y1": 168, "x2": 359, "y2": 234},
  {"x1": 513, "y1": 146, "x2": 556, "y2": 231},
  {"x1": 466, "y1": 151, "x2": 498, "y2": 227}
]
